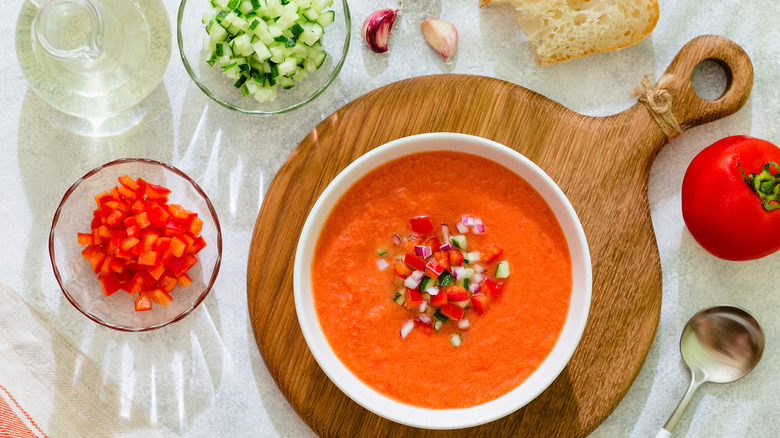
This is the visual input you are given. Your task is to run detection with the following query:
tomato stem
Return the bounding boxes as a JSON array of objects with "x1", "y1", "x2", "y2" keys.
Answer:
[{"x1": 740, "y1": 162, "x2": 780, "y2": 210}]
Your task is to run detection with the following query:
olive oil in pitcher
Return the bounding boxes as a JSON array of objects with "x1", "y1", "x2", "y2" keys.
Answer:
[{"x1": 15, "y1": 0, "x2": 172, "y2": 118}]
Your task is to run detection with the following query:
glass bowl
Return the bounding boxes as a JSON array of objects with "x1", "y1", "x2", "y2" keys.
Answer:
[
  {"x1": 49, "y1": 159, "x2": 222, "y2": 332},
  {"x1": 294, "y1": 133, "x2": 592, "y2": 428},
  {"x1": 177, "y1": 0, "x2": 350, "y2": 115}
]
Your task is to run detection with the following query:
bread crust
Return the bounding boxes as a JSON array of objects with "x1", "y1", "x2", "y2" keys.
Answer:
[{"x1": 480, "y1": 0, "x2": 659, "y2": 65}]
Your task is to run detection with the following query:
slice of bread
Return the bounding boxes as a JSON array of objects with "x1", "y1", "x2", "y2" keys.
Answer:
[{"x1": 480, "y1": 0, "x2": 659, "y2": 66}]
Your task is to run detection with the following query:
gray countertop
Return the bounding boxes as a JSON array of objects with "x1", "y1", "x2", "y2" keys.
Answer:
[{"x1": 3, "y1": 0, "x2": 779, "y2": 436}]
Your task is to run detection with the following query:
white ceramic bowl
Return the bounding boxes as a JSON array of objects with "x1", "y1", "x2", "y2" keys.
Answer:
[{"x1": 294, "y1": 133, "x2": 592, "y2": 429}]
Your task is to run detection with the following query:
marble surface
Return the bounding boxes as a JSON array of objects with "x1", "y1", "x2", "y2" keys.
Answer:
[{"x1": 3, "y1": 0, "x2": 779, "y2": 436}]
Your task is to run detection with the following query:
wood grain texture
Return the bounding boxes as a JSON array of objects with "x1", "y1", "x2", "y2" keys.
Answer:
[{"x1": 247, "y1": 35, "x2": 752, "y2": 437}]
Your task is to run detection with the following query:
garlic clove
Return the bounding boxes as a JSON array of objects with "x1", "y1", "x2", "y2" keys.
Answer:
[
  {"x1": 421, "y1": 17, "x2": 458, "y2": 61},
  {"x1": 362, "y1": 8, "x2": 399, "y2": 53}
]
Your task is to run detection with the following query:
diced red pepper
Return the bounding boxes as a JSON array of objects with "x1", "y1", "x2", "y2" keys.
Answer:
[
  {"x1": 429, "y1": 290, "x2": 447, "y2": 307},
  {"x1": 149, "y1": 288, "x2": 173, "y2": 307},
  {"x1": 440, "y1": 303, "x2": 465, "y2": 321},
  {"x1": 402, "y1": 234, "x2": 424, "y2": 253},
  {"x1": 404, "y1": 288, "x2": 423, "y2": 309},
  {"x1": 118, "y1": 175, "x2": 140, "y2": 191},
  {"x1": 168, "y1": 256, "x2": 190, "y2": 277},
  {"x1": 481, "y1": 244, "x2": 504, "y2": 263},
  {"x1": 444, "y1": 285, "x2": 469, "y2": 302},
  {"x1": 410, "y1": 215, "x2": 434, "y2": 234},
  {"x1": 393, "y1": 260, "x2": 413, "y2": 278},
  {"x1": 137, "y1": 250, "x2": 159, "y2": 266},
  {"x1": 144, "y1": 263, "x2": 165, "y2": 280},
  {"x1": 413, "y1": 318, "x2": 434, "y2": 336},
  {"x1": 424, "y1": 236, "x2": 442, "y2": 252},
  {"x1": 145, "y1": 202, "x2": 170, "y2": 227},
  {"x1": 483, "y1": 278, "x2": 505, "y2": 298},
  {"x1": 77, "y1": 233, "x2": 92, "y2": 246},
  {"x1": 80, "y1": 175, "x2": 207, "y2": 312},
  {"x1": 189, "y1": 236, "x2": 207, "y2": 254},
  {"x1": 164, "y1": 219, "x2": 188, "y2": 236},
  {"x1": 167, "y1": 204, "x2": 192, "y2": 221},
  {"x1": 159, "y1": 273, "x2": 178, "y2": 293},
  {"x1": 471, "y1": 294, "x2": 489, "y2": 315},
  {"x1": 134, "y1": 294, "x2": 152, "y2": 311},
  {"x1": 169, "y1": 235, "x2": 188, "y2": 258},
  {"x1": 188, "y1": 216, "x2": 204, "y2": 237},
  {"x1": 177, "y1": 273, "x2": 193, "y2": 287},
  {"x1": 117, "y1": 185, "x2": 137, "y2": 201},
  {"x1": 146, "y1": 183, "x2": 171, "y2": 200},
  {"x1": 433, "y1": 251, "x2": 451, "y2": 273},
  {"x1": 403, "y1": 253, "x2": 426, "y2": 272},
  {"x1": 449, "y1": 249, "x2": 464, "y2": 267},
  {"x1": 100, "y1": 273, "x2": 120, "y2": 296},
  {"x1": 424, "y1": 259, "x2": 445, "y2": 279}
]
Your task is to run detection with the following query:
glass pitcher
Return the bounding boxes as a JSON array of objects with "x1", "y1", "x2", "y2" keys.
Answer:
[{"x1": 15, "y1": 0, "x2": 171, "y2": 118}]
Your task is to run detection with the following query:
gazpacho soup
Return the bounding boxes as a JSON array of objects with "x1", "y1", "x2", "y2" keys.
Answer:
[{"x1": 311, "y1": 150, "x2": 572, "y2": 409}]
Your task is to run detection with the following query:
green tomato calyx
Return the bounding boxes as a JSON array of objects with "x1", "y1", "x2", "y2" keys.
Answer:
[{"x1": 740, "y1": 161, "x2": 780, "y2": 210}]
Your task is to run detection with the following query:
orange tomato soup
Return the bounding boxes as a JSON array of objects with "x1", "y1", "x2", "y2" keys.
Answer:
[{"x1": 311, "y1": 151, "x2": 572, "y2": 408}]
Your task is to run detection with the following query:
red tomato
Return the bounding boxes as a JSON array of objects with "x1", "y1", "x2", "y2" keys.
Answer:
[{"x1": 681, "y1": 135, "x2": 780, "y2": 261}]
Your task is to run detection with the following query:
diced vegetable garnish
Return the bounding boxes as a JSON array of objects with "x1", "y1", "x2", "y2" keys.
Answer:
[
  {"x1": 384, "y1": 214, "x2": 510, "y2": 345},
  {"x1": 78, "y1": 175, "x2": 206, "y2": 312}
]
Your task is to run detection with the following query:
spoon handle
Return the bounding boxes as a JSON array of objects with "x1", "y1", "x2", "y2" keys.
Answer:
[{"x1": 658, "y1": 369, "x2": 706, "y2": 436}]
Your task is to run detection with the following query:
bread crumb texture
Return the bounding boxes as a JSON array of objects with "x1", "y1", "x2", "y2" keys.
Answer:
[{"x1": 480, "y1": 0, "x2": 659, "y2": 65}]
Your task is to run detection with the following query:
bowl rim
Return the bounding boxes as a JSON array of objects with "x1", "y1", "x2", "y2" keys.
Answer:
[
  {"x1": 293, "y1": 132, "x2": 592, "y2": 429},
  {"x1": 176, "y1": 0, "x2": 351, "y2": 116},
  {"x1": 49, "y1": 158, "x2": 223, "y2": 332}
]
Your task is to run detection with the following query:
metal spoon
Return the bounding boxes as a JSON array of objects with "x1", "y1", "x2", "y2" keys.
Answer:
[{"x1": 656, "y1": 305, "x2": 764, "y2": 438}]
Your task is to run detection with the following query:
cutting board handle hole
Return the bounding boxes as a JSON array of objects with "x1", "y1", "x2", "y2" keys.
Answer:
[{"x1": 691, "y1": 58, "x2": 732, "y2": 102}]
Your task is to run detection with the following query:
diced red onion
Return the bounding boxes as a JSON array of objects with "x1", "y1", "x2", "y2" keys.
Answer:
[
  {"x1": 458, "y1": 319, "x2": 470, "y2": 329},
  {"x1": 417, "y1": 313, "x2": 432, "y2": 324},
  {"x1": 439, "y1": 243, "x2": 452, "y2": 252},
  {"x1": 400, "y1": 320, "x2": 414, "y2": 339},
  {"x1": 473, "y1": 218, "x2": 483, "y2": 226},
  {"x1": 441, "y1": 223, "x2": 450, "y2": 242},
  {"x1": 472, "y1": 262, "x2": 484, "y2": 273},
  {"x1": 456, "y1": 222, "x2": 468, "y2": 234},
  {"x1": 468, "y1": 283, "x2": 481, "y2": 293},
  {"x1": 461, "y1": 216, "x2": 474, "y2": 226},
  {"x1": 376, "y1": 258, "x2": 390, "y2": 270},
  {"x1": 414, "y1": 245, "x2": 432, "y2": 258},
  {"x1": 419, "y1": 301, "x2": 428, "y2": 312},
  {"x1": 473, "y1": 272, "x2": 485, "y2": 284},
  {"x1": 467, "y1": 252, "x2": 481, "y2": 263},
  {"x1": 472, "y1": 224, "x2": 486, "y2": 234},
  {"x1": 410, "y1": 270, "x2": 424, "y2": 281},
  {"x1": 452, "y1": 266, "x2": 466, "y2": 280},
  {"x1": 426, "y1": 286, "x2": 439, "y2": 296},
  {"x1": 392, "y1": 233, "x2": 402, "y2": 246}
]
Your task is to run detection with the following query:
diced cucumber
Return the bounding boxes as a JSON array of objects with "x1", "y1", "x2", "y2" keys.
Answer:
[
  {"x1": 203, "y1": 0, "x2": 334, "y2": 102},
  {"x1": 451, "y1": 235, "x2": 467, "y2": 250},
  {"x1": 495, "y1": 261, "x2": 510, "y2": 278},
  {"x1": 393, "y1": 292, "x2": 405, "y2": 306},
  {"x1": 450, "y1": 333, "x2": 463, "y2": 347},
  {"x1": 316, "y1": 10, "x2": 334, "y2": 26}
]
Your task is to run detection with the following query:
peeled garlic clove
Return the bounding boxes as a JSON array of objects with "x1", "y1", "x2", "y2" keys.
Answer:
[
  {"x1": 363, "y1": 8, "x2": 399, "y2": 53},
  {"x1": 421, "y1": 17, "x2": 458, "y2": 61}
]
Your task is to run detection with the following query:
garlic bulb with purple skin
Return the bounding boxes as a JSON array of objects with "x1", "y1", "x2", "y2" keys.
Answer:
[
  {"x1": 421, "y1": 17, "x2": 458, "y2": 61},
  {"x1": 362, "y1": 8, "x2": 399, "y2": 53}
]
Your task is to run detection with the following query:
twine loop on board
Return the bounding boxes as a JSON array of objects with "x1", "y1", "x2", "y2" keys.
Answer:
[{"x1": 632, "y1": 73, "x2": 683, "y2": 141}]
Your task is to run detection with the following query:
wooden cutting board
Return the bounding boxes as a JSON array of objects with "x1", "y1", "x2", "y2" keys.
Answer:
[{"x1": 246, "y1": 35, "x2": 752, "y2": 437}]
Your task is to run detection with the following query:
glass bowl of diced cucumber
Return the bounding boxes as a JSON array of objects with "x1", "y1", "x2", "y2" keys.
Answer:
[{"x1": 178, "y1": 0, "x2": 350, "y2": 115}]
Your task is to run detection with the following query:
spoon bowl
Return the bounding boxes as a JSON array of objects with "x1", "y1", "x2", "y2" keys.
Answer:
[{"x1": 657, "y1": 305, "x2": 764, "y2": 437}]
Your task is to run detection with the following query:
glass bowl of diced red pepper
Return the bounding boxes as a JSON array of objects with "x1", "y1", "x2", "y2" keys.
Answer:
[{"x1": 49, "y1": 158, "x2": 222, "y2": 331}]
